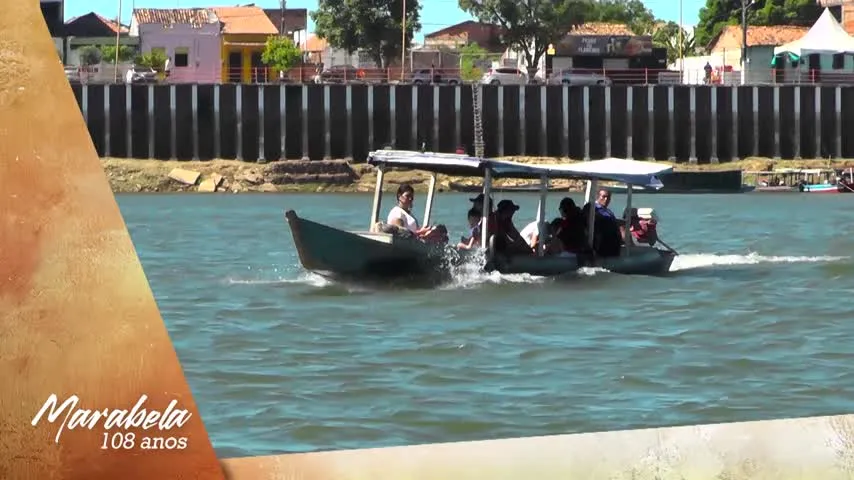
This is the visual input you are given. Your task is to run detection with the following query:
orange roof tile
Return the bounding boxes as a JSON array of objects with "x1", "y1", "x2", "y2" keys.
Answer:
[
  {"x1": 710, "y1": 25, "x2": 810, "y2": 51},
  {"x1": 94, "y1": 14, "x2": 128, "y2": 34},
  {"x1": 570, "y1": 22, "x2": 635, "y2": 36},
  {"x1": 132, "y1": 8, "x2": 217, "y2": 27},
  {"x1": 211, "y1": 6, "x2": 278, "y2": 35}
]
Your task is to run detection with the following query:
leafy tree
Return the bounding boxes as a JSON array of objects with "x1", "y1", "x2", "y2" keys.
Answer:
[
  {"x1": 458, "y1": 42, "x2": 490, "y2": 82},
  {"x1": 693, "y1": 0, "x2": 823, "y2": 52},
  {"x1": 134, "y1": 50, "x2": 168, "y2": 72},
  {"x1": 586, "y1": 0, "x2": 657, "y2": 35},
  {"x1": 99, "y1": 45, "x2": 136, "y2": 64},
  {"x1": 261, "y1": 35, "x2": 303, "y2": 71},
  {"x1": 652, "y1": 21, "x2": 697, "y2": 64},
  {"x1": 77, "y1": 45, "x2": 102, "y2": 66},
  {"x1": 311, "y1": 0, "x2": 421, "y2": 68},
  {"x1": 458, "y1": 0, "x2": 590, "y2": 76},
  {"x1": 752, "y1": 0, "x2": 823, "y2": 27}
]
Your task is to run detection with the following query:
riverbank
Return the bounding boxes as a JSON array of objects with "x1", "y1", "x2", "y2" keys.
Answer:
[{"x1": 102, "y1": 157, "x2": 854, "y2": 194}]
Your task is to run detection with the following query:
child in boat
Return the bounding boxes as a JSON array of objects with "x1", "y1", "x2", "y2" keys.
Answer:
[
  {"x1": 622, "y1": 207, "x2": 658, "y2": 246},
  {"x1": 457, "y1": 208, "x2": 482, "y2": 249}
]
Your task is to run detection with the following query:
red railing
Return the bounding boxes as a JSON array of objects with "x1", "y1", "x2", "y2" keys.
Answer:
[{"x1": 65, "y1": 65, "x2": 854, "y2": 86}]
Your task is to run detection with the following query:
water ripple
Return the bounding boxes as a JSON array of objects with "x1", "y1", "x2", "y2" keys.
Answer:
[{"x1": 119, "y1": 192, "x2": 854, "y2": 456}]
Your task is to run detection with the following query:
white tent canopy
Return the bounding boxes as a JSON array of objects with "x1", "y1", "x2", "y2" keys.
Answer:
[{"x1": 774, "y1": 8, "x2": 854, "y2": 56}]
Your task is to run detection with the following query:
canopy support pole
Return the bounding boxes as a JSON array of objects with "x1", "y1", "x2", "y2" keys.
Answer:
[
  {"x1": 585, "y1": 179, "x2": 598, "y2": 250},
  {"x1": 623, "y1": 184, "x2": 633, "y2": 255},
  {"x1": 423, "y1": 172, "x2": 437, "y2": 227},
  {"x1": 370, "y1": 165, "x2": 385, "y2": 230},
  {"x1": 536, "y1": 174, "x2": 548, "y2": 257},
  {"x1": 480, "y1": 168, "x2": 492, "y2": 249}
]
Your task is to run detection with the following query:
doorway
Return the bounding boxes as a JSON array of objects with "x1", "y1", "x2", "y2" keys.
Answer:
[
  {"x1": 228, "y1": 51, "x2": 242, "y2": 83},
  {"x1": 250, "y1": 51, "x2": 267, "y2": 83}
]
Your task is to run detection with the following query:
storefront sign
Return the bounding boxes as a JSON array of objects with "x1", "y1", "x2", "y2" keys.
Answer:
[{"x1": 555, "y1": 35, "x2": 654, "y2": 57}]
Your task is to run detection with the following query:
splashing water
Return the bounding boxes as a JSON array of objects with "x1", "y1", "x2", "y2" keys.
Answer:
[{"x1": 669, "y1": 252, "x2": 849, "y2": 272}]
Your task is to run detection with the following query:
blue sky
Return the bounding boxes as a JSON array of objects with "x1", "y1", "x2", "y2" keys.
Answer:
[{"x1": 66, "y1": 0, "x2": 702, "y2": 41}]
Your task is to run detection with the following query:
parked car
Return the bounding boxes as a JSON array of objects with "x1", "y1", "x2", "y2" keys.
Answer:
[
  {"x1": 411, "y1": 68, "x2": 462, "y2": 85},
  {"x1": 313, "y1": 65, "x2": 366, "y2": 84},
  {"x1": 64, "y1": 65, "x2": 81, "y2": 84},
  {"x1": 548, "y1": 71, "x2": 612, "y2": 86},
  {"x1": 480, "y1": 67, "x2": 528, "y2": 85},
  {"x1": 125, "y1": 65, "x2": 158, "y2": 84}
]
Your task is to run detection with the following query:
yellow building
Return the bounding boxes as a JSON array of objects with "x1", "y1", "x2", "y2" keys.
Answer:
[{"x1": 212, "y1": 6, "x2": 279, "y2": 83}]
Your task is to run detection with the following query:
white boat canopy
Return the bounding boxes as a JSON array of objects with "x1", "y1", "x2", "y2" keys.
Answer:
[
  {"x1": 367, "y1": 150, "x2": 673, "y2": 188},
  {"x1": 774, "y1": 8, "x2": 854, "y2": 57}
]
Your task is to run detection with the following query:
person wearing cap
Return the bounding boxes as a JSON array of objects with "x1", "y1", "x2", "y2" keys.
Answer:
[
  {"x1": 469, "y1": 193, "x2": 494, "y2": 216},
  {"x1": 492, "y1": 199, "x2": 533, "y2": 255},
  {"x1": 621, "y1": 207, "x2": 658, "y2": 246}
]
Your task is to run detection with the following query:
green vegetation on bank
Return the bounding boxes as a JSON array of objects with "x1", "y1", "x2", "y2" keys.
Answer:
[{"x1": 101, "y1": 157, "x2": 854, "y2": 194}]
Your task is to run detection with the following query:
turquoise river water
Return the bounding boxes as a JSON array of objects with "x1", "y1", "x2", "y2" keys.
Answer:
[{"x1": 117, "y1": 191, "x2": 854, "y2": 458}]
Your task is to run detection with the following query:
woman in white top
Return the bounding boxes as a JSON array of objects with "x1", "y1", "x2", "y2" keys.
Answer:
[{"x1": 387, "y1": 183, "x2": 443, "y2": 241}]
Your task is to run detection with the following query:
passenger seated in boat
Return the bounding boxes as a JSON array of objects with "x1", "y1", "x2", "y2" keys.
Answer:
[
  {"x1": 581, "y1": 190, "x2": 622, "y2": 258},
  {"x1": 457, "y1": 207, "x2": 483, "y2": 249},
  {"x1": 621, "y1": 208, "x2": 658, "y2": 246},
  {"x1": 593, "y1": 189, "x2": 617, "y2": 219},
  {"x1": 492, "y1": 200, "x2": 534, "y2": 255},
  {"x1": 552, "y1": 197, "x2": 587, "y2": 254},
  {"x1": 518, "y1": 219, "x2": 568, "y2": 256},
  {"x1": 383, "y1": 183, "x2": 448, "y2": 243},
  {"x1": 469, "y1": 193, "x2": 495, "y2": 218},
  {"x1": 466, "y1": 193, "x2": 498, "y2": 244},
  {"x1": 519, "y1": 219, "x2": 545, "y2": 250}
]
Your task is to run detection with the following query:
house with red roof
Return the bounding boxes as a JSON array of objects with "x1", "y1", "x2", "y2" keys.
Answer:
[
  {"x1": 64, "y1": 12, "x2": 136, "y2": 66},
  {"x1": 129, "y1": 8, "x2": 222, "y2": 83}
]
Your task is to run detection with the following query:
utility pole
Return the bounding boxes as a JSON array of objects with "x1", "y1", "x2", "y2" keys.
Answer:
[
  {"x1": 401, "y1": 0, "x2": 406, "y2": 81},
  {"x1": 280, "y1": 0, "x2": 286, "y2": 35},
  {"x1": 679, "y1": 0, "x2": 683, "y2": 79},
  {"x1": 114, "y1": 0, "x2": 122, "y2": 82},
  {"x1": 741, "y1": 0, "x2": 751, "y2": 85}
]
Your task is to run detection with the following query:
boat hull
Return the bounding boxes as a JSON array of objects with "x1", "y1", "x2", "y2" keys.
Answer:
[
  {"x1": 487, "y1": 245, "x2": 676, "y2": 277},
  {"x1": 286, "y1": 211, "x2": 678, "y2": 285},
  {"x1": 285, "y1": 210, "x2": 478, "y2": 285},
  {"x1": 800, "y1": 183, "x2": 839, "y2": 193},
  {"x1": 754, "y1": 185, "x2": 798, "y2": 193}
]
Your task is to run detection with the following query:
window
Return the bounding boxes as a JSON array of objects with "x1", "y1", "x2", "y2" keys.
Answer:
[
  {"x1": 833, "y1": 53, "x2": 845, "y2": 70},
  {"x1": 174, "y1": 47, "x2": 189, "y2": 67}
]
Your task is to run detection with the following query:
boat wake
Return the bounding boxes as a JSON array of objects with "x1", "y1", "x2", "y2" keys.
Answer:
[
  {"x1": 228, "y1": 252, "x2": 844, "y2": 292},
  {"x1": 226, "y1": 272, "x2": 334, "y2": 288},
  {"x1": 669, "y1": 252, "x2": 848, "y2": 272}
]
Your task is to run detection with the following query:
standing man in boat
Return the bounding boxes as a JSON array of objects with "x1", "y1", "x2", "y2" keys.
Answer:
[{"x1": 582, "y1": 189, "x2": 622, "y2": 257}]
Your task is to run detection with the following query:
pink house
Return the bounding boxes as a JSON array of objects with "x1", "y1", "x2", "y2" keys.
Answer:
[{"x1": 129, "y1": 8, "x2": 222, "y2": 83}]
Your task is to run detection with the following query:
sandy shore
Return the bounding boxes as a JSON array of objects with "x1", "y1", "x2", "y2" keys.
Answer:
[{"x1": 101, "y1": 156, "x2": 854, "y2": 194}]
